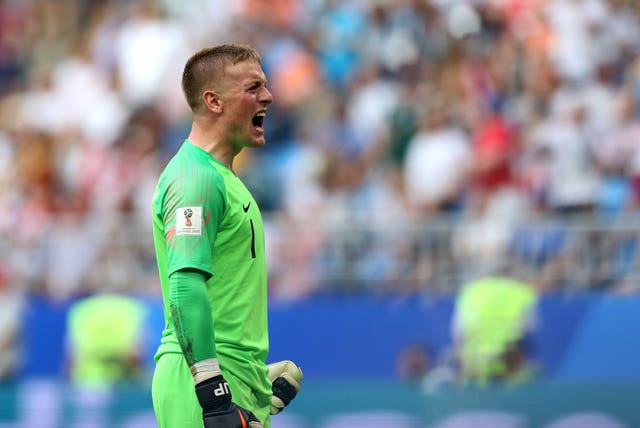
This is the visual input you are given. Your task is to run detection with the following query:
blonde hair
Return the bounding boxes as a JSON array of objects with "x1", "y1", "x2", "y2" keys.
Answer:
[{"x1": 181, "y1": 44, "x2": 262, "y2": 111}]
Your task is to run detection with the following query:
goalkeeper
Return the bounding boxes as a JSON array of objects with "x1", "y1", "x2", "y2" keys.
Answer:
[{"x1": 150, "y1": 44, "x2": 302, "y2": 428}]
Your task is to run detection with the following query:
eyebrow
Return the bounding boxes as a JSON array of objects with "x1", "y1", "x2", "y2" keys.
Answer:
[{"x1": 246, "y1": 78, "x2": 267, "y2": 89}]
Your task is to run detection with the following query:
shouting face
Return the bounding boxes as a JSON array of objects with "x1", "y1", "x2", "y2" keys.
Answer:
[{"x1": 216, "y1": 60, "x2": 273, "y2": 149}]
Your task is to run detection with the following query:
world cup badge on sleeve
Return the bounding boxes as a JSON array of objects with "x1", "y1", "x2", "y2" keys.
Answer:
[{"x1": 176, "y1": 206, "x2": 202, "y2": 236}]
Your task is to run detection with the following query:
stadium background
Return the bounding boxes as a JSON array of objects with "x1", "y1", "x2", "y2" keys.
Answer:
[{"x1": 2, "y1": 0, "x2": 640, "y2": 426}]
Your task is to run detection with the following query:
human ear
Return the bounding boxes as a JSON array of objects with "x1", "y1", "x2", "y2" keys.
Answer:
[{"x1": 203, "y1": 90, "x2": 223, "y2": 114}]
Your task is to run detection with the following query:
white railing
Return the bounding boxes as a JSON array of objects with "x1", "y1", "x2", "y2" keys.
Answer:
[{"x1": 2, "y1": 212, "x2": 640, "y2": 298}]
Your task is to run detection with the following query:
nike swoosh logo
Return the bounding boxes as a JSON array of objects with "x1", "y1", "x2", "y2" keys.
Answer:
[{"x1": 243, "y1": 202, "x2": 251, "y2": 213}]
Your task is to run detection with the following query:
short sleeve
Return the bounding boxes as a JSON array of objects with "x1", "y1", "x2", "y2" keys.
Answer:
[{"x1": 159, "y1": 162, "x2": 225, "y2": 278}]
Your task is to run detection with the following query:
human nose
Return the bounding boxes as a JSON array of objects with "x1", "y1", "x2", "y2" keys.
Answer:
[{"x1": 260, "y1": 87, "x2": 273, "y2": 105}]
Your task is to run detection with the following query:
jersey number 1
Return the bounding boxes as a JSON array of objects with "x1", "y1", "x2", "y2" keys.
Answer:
[{"x1": 249, "y1": 219, "x2": 256, "y2": 259}]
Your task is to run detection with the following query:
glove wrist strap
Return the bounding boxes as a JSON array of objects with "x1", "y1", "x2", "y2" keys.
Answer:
[
  {"x1": 190, "y1": 357, "x2": 221, "y2": 384},
  {"x1": 272, "y1": 377, "x2": 298, "y2": 406}
]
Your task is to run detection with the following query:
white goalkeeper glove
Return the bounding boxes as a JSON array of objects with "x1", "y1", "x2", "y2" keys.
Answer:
[{"x1": 267, "y1": 360, "x2": 303, "y2": 415}]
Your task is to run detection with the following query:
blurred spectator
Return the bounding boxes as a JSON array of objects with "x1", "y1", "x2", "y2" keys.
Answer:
[
  {"x1": 396, "y1": 343, "x2": 430, "y2": 384},
  {"x1": 0, "y1": 0, "x2": 30, "y2": 94},
  {"x1": 346, "y1": 64, "x2": 400, "y2": 155},
  {"x1": 361, "y1": 0, "x2": 435, "y2": 78},
  {"x1": 23, "y1": 36, "x2": 128, "y2": 144},
  {"x1": 396, "y1": 342, "x2": 457, "y2": 393},
  {"x1": 112, "y1": 0, "x2": 190, "y2": 110},
  {"x1": 526, "y1": 88, "x2": 601, "y2": 215},
  {"x1": 65, "y1": 294, "x2": 148, "y2": 388},
  {"x1": 594, "y1": 90, "x2": 640, "y2": 214},
  {"x1": 467, "y1": 99, "x2": 520, "y2": 209},
  {"x1": 545, "y1": 0, "x2": 604, "y2": 84},
  {"x1": 452, "y1": 272, "x2": 540, "y2": 385},
  {"x1": 0, "y1": 265, "x2": 23, "y2": 381},
  {"x1": 402, "y1": 94, "x2": 472, "y2": 217},
  {"x1": 313, "y1": 0, "x2": 368, "y2": 89}
]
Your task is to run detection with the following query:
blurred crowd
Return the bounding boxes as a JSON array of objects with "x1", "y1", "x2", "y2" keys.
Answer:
[{"x1": 2, "y1": 0, "x2": 640, "y2": 307}]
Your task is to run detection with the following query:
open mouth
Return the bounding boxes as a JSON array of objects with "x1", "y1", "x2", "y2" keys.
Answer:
[{"x1": 252, "y1": 112, "x2": 266, "y2": 130}]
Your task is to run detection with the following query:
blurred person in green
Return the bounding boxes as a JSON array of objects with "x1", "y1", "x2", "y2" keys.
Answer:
[
  {"x1": 66, "y1": 293, "x2": 148, "y2": 387},
  {"x1": 452, "y1": 269, "x2": 540, "y2": 385}
]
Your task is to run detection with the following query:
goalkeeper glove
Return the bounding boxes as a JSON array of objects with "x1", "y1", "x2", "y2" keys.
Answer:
[
  {"x1": 195, "y1": 375, "x2": 263, "y2": 428},
  {"x1": 267, "y1": 360, "x2": 303, "y2": 415}
]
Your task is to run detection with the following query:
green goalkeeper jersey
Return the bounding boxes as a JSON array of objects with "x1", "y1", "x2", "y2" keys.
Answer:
[{"x1": 151, "y1": 140, "x2": 270, "y2": 401}]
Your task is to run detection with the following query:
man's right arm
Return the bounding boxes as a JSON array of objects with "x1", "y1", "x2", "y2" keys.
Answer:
[
  {"x1": 169, "y1": 269, "x2": 215, "y2": 366},
  {"x1": 169, "y1": 269, "x2": 263, "y2": 427}
]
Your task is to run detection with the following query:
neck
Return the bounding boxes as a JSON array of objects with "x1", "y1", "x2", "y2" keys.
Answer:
[{"x1": 188, "y1": 120, "x2": 239, "y2": 173}]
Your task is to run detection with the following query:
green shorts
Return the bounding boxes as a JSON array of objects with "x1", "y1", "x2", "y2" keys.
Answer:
[
  {"x1": 152, "y1": 353, "x2": 271, "y2": 427},
  {"x1": 152, "y1": 353, "x2": 201, "y2": 428}
]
